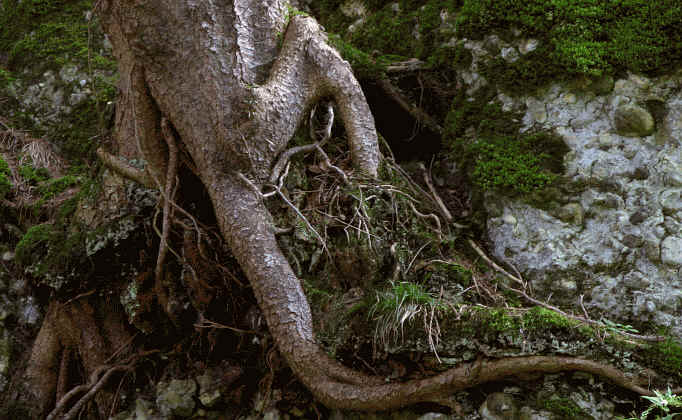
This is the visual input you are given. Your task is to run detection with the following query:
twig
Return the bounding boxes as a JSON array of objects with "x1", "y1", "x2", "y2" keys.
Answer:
[
  {"x1": 315, "y1": 144, "x2": 348, "y2": 184},
  {"x1": 580, "y1": 295, "x2": 590, "y2": 320},
  {"x1": 418, "y1": 162, "x2": 452, "y2": 222},
  {"x1": 408, "y1": 201, "x2": 442, "y2": 240},
  {"x1": 59, "y1": 290, "x2": 96, "y2": 309},
  {"x1": 385, "y1": 58, "x2": 427, "y2": 73},
  {"x1": 406, "y1": 241, "x2": 431, "y2": 274},
  {"x1": 194, "y1": 316, "x2": 257, "y2": 334},
  {"x1": 467, "y1": 239, "x2": 525, "y2": 289},
  {"x1": 375, "y1": 78, "x2": 442, "y2": 135}
]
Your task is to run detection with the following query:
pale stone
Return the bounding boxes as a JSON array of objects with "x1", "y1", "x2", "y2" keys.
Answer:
[
  {"x1": 518, "y1": 38, "x2": 539, "y2": 55},
  {"x1": 480, "y1": 393, "x2": 517, "y2": 420},
  {"x1": 156, "y1": 379, "x2": 197, "y2": 417},
  {"x1": 501, "y1": 46, "x2": 519, "y2": 63},
  {"x1": 661, "y1": 236, "x2": 682, "y2": 266}
]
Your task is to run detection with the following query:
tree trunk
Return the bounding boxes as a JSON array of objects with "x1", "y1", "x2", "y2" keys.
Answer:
[{"x1": 16, "y1": 0, "x2": 659, "y2": 415}]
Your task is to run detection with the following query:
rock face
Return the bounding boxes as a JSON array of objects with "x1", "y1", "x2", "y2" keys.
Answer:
[
  {"x1": 485, "y1": 72, "x2": 682, "y2": 336},
  {"x1": 156, "y1": 379, "x2": 197, "y2": 418}
]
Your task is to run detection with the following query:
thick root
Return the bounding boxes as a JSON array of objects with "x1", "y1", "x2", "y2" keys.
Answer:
[{"x1": 207, "y1": 175, "x2": 658, "y2": 411}]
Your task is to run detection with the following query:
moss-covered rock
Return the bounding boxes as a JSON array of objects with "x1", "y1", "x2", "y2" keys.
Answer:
[
  {"x1": 613, "y1": 104, "x2": 656, "y2": 137},
  {"x1": 156, "y1": 379, "x2": 197, "y2": 418}
]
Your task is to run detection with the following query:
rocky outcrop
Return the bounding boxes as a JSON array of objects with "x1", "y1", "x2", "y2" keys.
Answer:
[{"x1": 486, "y1": 72, "x2": 682, "y2": 336}]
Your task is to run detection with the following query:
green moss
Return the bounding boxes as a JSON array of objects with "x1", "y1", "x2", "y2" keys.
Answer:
[
  {"x1": 427, "y1": 44, "x2": 473, "y2": 70},
  {"x1": 37, "y1": 175, "x2": 79, "y2": 199},
  {"x1": 317, "y1": 0, "x2": 680, "y2": 95},
  {"x1": 522, "y1": 306, "x2": 575, "y2": 331},
  {"x1": 347, "y1": 0, "x2": 458, "y2": 60},
  {"x1": 643, "y1": 339, "x2": 682, "y2": 381},
  {"x1": 14, "y1": 223, "x2": 57, "y2": 266},
  {"x1": 444, "y1": 93, "x2": 569, "y2": 196},
  {"x1": 484, "y1": 308, "x2": 520, "y2": 332},
  {"x1": 0, "y1": 67, "x2": 14, "y2": 88},
  {"x1": 458, "y1": 0, "x2": 682, "y2": 78},
  {"x1": 327, "y1": 34, "x2": 389, "y2": 79},
  {"x1": 544, "y1": 396, "x2": 591, "y2": 420},
  {"x1": 0, "y1": 0, "x2": 106, "y2": 74},
  {"x1": 0, "y1": 157, "x2": 12, "y2": 200}
]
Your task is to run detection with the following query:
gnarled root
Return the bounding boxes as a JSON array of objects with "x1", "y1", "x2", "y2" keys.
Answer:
[
  {"x1": 208, "y1": 175, "x2": 661, "y2": 411},
  {"x1": 17, "y1": 298, "x2": 135, "y2": 418}
]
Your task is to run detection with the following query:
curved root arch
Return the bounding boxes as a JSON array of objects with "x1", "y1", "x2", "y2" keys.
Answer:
[{"x1": 93, "y1": 7, "x2": 661, "y2": 413}]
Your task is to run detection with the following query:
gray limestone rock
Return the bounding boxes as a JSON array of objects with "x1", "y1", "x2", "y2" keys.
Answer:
[
  {"x1": 479, "y1": 393, "x2": 518, "y2": 420},
  {"x1": 486, "y1": 73, "x2": 682, "y2": 337},
  {"x1": 661, "y1": 236, "x2": 682, "y2": 266}
]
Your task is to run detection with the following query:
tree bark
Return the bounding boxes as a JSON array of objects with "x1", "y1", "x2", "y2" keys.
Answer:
[{"x1": 15, "y1": 0, "x2": 656, "y2": 413}]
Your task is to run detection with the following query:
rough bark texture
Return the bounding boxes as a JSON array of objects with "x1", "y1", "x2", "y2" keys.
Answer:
[
  {"x1": 15, "y1": 0, "x2": 655, "y2": 413},
  {"x1": 21, "y1": 298, "x2": 134, "y2": 418}
]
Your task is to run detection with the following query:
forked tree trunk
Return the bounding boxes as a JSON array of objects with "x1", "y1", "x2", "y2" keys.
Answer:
[{"x1": 18, "y1": 0, "x2": 658, "y2": 415}]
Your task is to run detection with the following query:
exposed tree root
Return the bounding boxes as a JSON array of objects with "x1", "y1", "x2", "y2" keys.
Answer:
[
  {"x1": 91, "y1": 5, "x2": 681, "y2": 413},
  {"x1": 96, "y1": 148, "x2": 155, "y2": 188},
  {"x1": 18, "y1": 297, "x2": 135, "y2": 418},
  {"x1": 47, "y1": 350, "x2": 158, "y2": 420},
  {"x1": 155, "y1": 117, "x2": 179, "y2": 288}
]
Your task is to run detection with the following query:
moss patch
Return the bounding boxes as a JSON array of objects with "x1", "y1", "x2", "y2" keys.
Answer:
[
  {"x1": 444, "y1": 91, "x2": 569, "y2": 196},
  {"x1": 543, "y1": 396, "x2": 591, "y2": 420},
  {"x1": 0, "y1": 0, "x2": 115, "y2": 74},
  {"x1": 457, "y1": 0, "x2": 682, "y2": 78},
  {"x1": 642, "y1": 339, "x2": 682, "y2": 382}
]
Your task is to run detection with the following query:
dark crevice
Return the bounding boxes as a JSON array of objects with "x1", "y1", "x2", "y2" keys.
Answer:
[{"x1": 361, "y1": 80, "x2": 441, "y2": 162}]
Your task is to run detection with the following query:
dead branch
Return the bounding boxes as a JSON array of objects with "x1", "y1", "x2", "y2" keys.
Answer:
[
  {"x1": 385, "y1": 58, "x2": 427, "y2": 73},
  {"x1": 375, "y1": 78, "x2": 442, "y2": 135}
]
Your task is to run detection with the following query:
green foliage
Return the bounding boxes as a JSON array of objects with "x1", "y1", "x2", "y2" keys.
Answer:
[
  {"x1": 370, "y1": 281, "x2": 441, "y2": 346},
  {"x1": 480, "y1": 48, "x2": 563, "y2": 95},
  {"x1": 0, "y1": 157, "x2": 12, "y2": 200},
  {"x1": 0, "y1": 0, "x2": 103, "y2": 72},
  {"x1": 601, "y1": 318, "x2": 639, "y2": 335},
  {"x1": 327, "y1": 34, "x2": 389, "y2": 79},
  {"x1": 19, "y1": 165, "x2": 50, "y2": 185},
  {"x1": 522, "y1": 307, "x2": 574, "y2": 331},
  {"x1": 317, "y1": 0, "x2": 680, "y2": 92},
  {"x1": 14, "y1": 223, "x2": 57, "y2": 266},
  {"x1": 37, "y1": 175, "x2": 79, "y2": 199},
  {"x1": 371, "y1": 281, "x2": 438, "y2": 316},
  {"x1": 349, "y1": 0, "x2": 458, "y2": 60},
  {"x1": 0, "y1": 67, "x2": 14, "y2": 88},
  {"x1": 622, "y1": 388, "x2": 682, "y2": 420},
  {"x1": 469, "y1": 133, "x2": 559, "y2": 193},
  {"x1": 14, "y1": 219, "x2": 88, "y2": 288}
]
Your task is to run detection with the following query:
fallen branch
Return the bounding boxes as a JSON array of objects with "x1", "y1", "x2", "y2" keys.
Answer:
[{"x1": 375, "y1": 78, "x2": 442, "y2": 136}]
